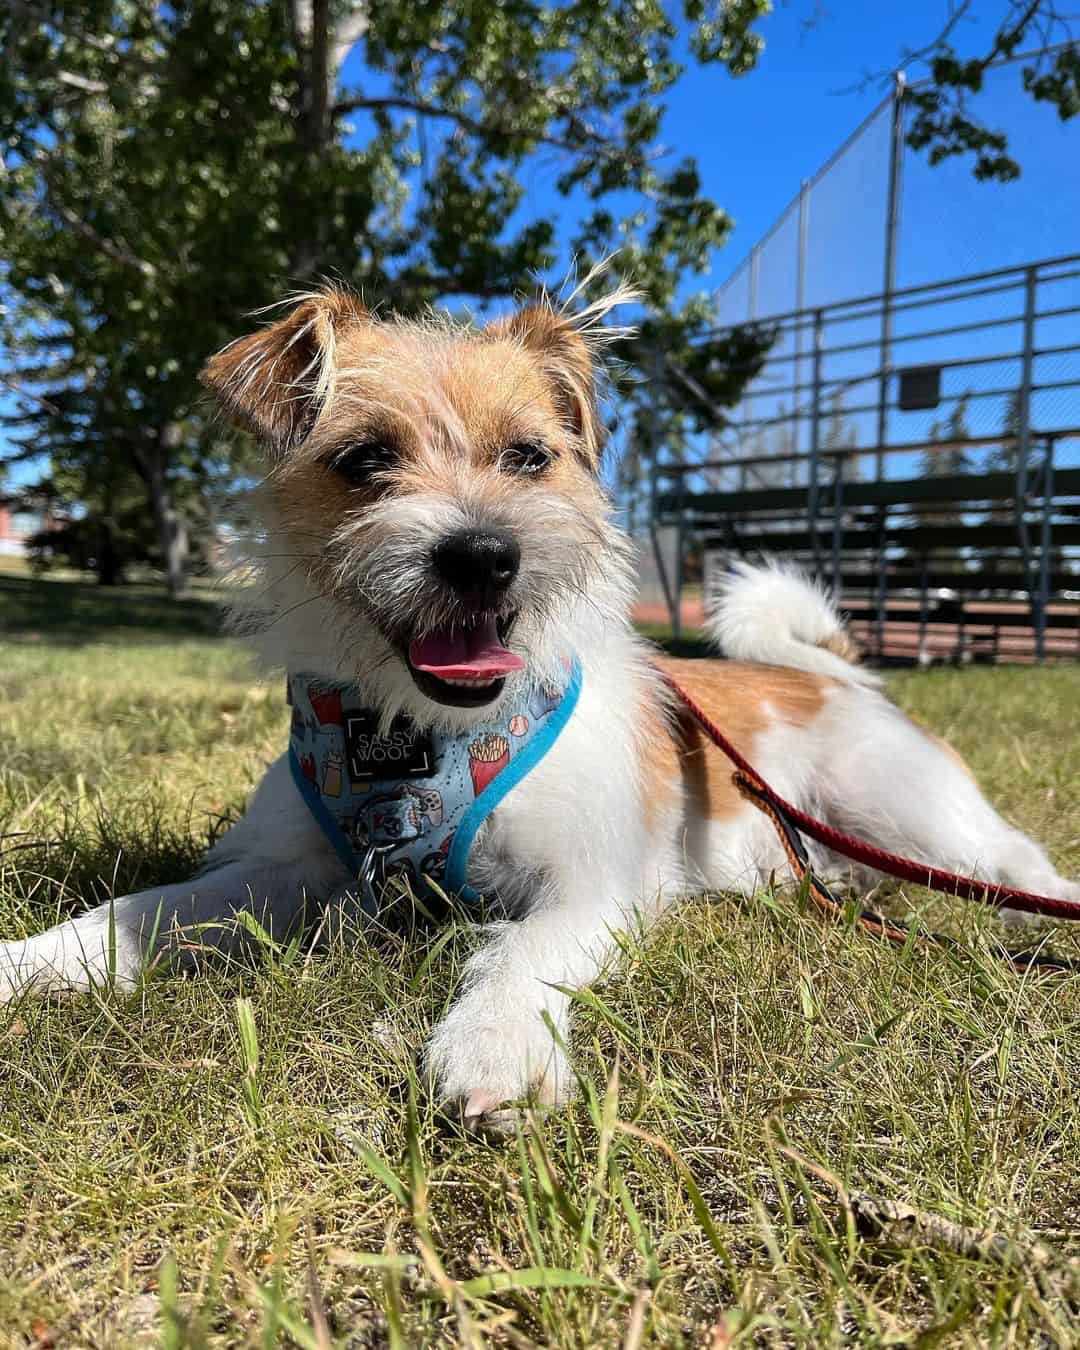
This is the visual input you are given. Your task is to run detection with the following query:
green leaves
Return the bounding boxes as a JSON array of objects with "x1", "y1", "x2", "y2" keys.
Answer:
[{"x1": 903, "y1": 4, "x2": 1079, "y2": 183}]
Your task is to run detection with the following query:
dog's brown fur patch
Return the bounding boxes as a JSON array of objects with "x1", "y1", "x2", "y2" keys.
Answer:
[
  {"x1": 819, "y1": 630, "x2": 862, "y2": 666},
  {"x1": 637, "y1": 682, "x2": 683, "y2": 834},
  {"x1": 651, "y1": 659, "x2": 832, "y2": 823}
]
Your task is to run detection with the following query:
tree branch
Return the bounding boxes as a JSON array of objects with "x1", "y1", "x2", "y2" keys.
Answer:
[
  {"x1": 55, "y1": 203, "x2": 157, "y2": 277},
  {"x1": 56, "y1": 71, "x2": 108, "y2": 95},
  {"x1": 0, "y1": 374, "x2": 61, "y2": 417},
  {"x1": 838, "y1": 0, "x2": 1068, "y2": 97},
  {"x1": 331, "y1": 6, "x2": 369, "y2": 81},
  {"x1": 661, "y1": 355, "x2": 732, "y2": 427},
  {"x1": 310, "y1": 0, "x2": 330, "y2": 149},
  {"x1": 968, "y1": 0, "x2": 1045, "y2": 76},
  {"x1": 896, "y1": 0, "x2": 975, "y2": 70},
  {"x1": 331, "y1": 93, "x2": 645, "y2": 167}
]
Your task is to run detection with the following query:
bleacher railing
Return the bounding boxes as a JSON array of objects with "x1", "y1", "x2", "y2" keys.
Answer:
[{"x1": 649, "y1": 253, "x2": 1080, "y2": 660}]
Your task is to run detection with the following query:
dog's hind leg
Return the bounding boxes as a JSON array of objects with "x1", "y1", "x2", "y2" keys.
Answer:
[
  {"x1": 0, "y1": 755, "x2": 351, "y2": 999},
  {"x1": 817, "y1": 698, "x2": 1080, "y2": 917}
]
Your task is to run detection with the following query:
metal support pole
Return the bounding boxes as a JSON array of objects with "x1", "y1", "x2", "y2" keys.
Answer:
[
  {"x1": 649, "y1": 519, "x2": 677, "y2": 627},
  {"x1": 1016, "y1": 265, "x2": 1038, "y2": 623},
  {"x1": 808, "y1": 309, "x2": 825, "y2": 579},
  {"x1": 796, "y1": 180, "x2": 809, "y2": 315},
  {"x1": 830, "y1": 454, "x2": 844, "y2": 597},
  {"x1": 749, "y1": 243, "x2": 760, "y2": 321},
  {"x1": 876, "y1": 71, "x2": 905, "y2": 482},
  {"x1": 1036, "y1": 437, "x2": 1055, "y2": 663},
  {"x1": 875, "y1": 505, "x2": 889, "y2": 660},
  {"x1": 672, "y1": 504, "x2": 684, "y2": 645},
  {"x1": 646, "y1": 349, "x2": 679, "y2": 634},
  {"x1": 741, "y1": 243, "x2": 762, "y2": 478},
  {"x1": 795, "y1": 180, "x2": 810, "y2": 482},
  {"x1": 647, "y1": 425, "x2": 658, "y2": 533},
  {"x1": 648, "y1": 462, "x2": 677, "y2": 628}
]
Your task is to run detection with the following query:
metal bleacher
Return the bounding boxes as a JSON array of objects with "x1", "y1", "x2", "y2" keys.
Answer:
[{"x1": 649, "y1": 254, "x2": 1080, "y2": 664}]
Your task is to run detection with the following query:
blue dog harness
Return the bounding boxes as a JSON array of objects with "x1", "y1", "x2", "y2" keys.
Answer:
[{"x1": 287, "y1": 660, "x2": 582, "y2": 912}]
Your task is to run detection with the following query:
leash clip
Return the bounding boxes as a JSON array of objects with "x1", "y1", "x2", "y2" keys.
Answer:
[{"x1": 356, "y1": 842, "x2": 397, "y2": 916}]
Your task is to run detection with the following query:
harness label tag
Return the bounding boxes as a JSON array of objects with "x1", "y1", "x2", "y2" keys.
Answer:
[{"x1": 344, "y1": 711, "x2": 435, "y2": 783}]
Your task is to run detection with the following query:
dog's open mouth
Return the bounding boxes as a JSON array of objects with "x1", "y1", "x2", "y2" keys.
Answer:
[{"x1": 406, "y1": 612, "x2": 523, "y2": 708}]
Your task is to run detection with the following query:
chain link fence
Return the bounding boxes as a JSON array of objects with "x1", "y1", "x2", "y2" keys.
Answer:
[{"x1": 709, "y1": 48, "x2": 1080, "y2": 475}]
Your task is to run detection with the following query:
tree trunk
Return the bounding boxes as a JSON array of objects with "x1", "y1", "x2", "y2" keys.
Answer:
[
  {"x1": 287, "y1": 0, "x2": 368, "y2": 278},
  {"x1": 145, "y1": 423, "x2": 189, "y2": 598},
  {"x1": 288, "y1": 0, "x2": 331, "y2": 278},
  {"x1": 95, "y1": 521, "x2": 124, "y2": 586}
]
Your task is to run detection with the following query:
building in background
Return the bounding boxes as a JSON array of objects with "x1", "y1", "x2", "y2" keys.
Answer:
[{"x1": 0, "y1": 494, "x2": 55, "y2": 557}]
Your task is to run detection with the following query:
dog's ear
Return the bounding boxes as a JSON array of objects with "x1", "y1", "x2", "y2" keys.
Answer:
[
  {"x1": 487, "y1": 306, "x2": 607, "y2": 465},
  {"x1": 200, "y1": 287, "x2": 366, "y2": 453}
]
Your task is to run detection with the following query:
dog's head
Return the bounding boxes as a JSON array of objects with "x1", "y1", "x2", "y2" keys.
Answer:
[{"x1": 201, "y1": 283, "x2": 636, "y2": 728}]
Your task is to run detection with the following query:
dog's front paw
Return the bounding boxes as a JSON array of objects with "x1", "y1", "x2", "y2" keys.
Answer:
[{"x1": 425, "y1": 995, "x2": 572, "y2": 1132}]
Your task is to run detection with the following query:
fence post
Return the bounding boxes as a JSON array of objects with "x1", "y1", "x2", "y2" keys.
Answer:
[
  {"x1": 808, "y1": 308, "x2": 825, "y2": 578},
  {"x1": 672, "y1": 471, "x2": 684, "y2": 644},
  {"x1": 646, "y1": 347, "x2": 678, "y2": 634},
  {"x1": 795, "y1": 179, "x2": 810, "y2": 479},
  {"x1": 876, "y1": 70, "x2": 905, "y2": 482},
  {"x1": 749, "y1": 243, "x2": 760, "y2": 321},
  {"x1": 1037, "y1": 436, "x2": 1055, "y2": 663},
  {"x1": 1016, "y1": 264, "x2": 1038, "y2": 634}
]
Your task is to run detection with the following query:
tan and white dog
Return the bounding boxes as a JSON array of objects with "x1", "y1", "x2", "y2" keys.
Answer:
[{"x1": 2, "y1": 285, "x2": 1076, "y2": 1126}]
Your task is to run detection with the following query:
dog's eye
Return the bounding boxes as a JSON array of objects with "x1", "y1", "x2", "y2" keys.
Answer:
[
  {"x1": 327, "y1": 441, "x2": 397, "y2": 484},
  {"x1": 500, "y1": 442, "x2": 552, "y2": 476}
]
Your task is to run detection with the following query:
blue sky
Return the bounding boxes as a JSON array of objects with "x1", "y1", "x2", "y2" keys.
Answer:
[{"x1": 503, "y1": 0, "x2": 1080, "y2": 311}]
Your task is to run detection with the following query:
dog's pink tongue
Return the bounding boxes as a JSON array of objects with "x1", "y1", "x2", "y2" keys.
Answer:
[{"x1": 409, "y1": 616, "x2": 524, "y2": 679}]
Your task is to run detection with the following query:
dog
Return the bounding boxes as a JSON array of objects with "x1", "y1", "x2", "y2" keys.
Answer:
[{"x1": 2, "y1": 283, "x2": 1076, "y2": 1129}]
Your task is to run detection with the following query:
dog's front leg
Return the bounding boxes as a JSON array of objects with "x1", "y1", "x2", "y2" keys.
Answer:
[
  {"x1": 0, "y1": 755, "x2": 350, "y2": 999},
  {"x1": 425, "y1": 862, "x2": 652, "y2": 1128}
]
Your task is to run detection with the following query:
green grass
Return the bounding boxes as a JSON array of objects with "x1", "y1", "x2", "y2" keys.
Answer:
[{"x1": 1, "y1": 575, "x2": 1079, "y2": 1347}]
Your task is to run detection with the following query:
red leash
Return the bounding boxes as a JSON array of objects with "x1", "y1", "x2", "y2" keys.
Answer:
[{"x1": 663, "y1": 672, "x2": 1080, "y2": 973}]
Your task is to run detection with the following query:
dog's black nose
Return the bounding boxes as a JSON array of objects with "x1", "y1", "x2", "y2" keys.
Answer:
[{"x1": 433, "y1": 529, "x2": 521, "y2": 599}]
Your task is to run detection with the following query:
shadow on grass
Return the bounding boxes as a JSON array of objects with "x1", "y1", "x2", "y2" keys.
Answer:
[
  {"x1": 634, "y1": 622, "x2": 712, "y2": 659},
  {"x1": 1, "y1": 572, "x2": 711, "y2": 656},
  {"x1": 0, "y1": 573, "x2": 227, "y2": 645}
]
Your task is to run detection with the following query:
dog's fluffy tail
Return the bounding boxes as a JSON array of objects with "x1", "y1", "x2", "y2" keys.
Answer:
[{"x1": 706, "y1": 559, "x2": 879, "y2": 689}]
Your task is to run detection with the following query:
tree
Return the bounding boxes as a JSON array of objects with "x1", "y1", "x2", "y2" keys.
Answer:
[
  {"x1": 919, "y1": 392, "x2": 974, "y2": 480},
  {"x1": 859, "y1": 1, "x2": 1079, "y2": 181},
  {"x1": 989, "y1": 389, "x2": 1024, "y2": 472},
  {"x1": 1, "y1": 0, "x2": 771, "y2": 591},
  {"x1": 822, "y1": 388, "x2": 862, "y2": 483}
]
